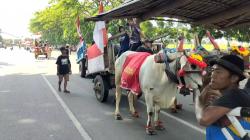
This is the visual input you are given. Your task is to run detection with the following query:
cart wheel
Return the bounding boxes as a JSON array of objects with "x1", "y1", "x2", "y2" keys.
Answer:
[
  {"x1": 94, "y1": 75, "x2": 109, "y2": 102},
  {"x1": 79, "y1": 59, "x2": 86, "y2": 78}
]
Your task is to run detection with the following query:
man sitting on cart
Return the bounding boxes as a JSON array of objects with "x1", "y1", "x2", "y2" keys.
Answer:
[
  {"x1": 117, "y1": 26, "x2": 130, "y2": 57},
  {"x1": 196, "y1": 54, "x2": 250, "y2": 140},
  {"x1": 136, "y1": 39, "x2": 154, "y2": 54}
]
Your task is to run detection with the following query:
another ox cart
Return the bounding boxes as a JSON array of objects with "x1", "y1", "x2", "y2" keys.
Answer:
[{"x1": 33, "y1": 40, "x2": 52, "y2": 59}]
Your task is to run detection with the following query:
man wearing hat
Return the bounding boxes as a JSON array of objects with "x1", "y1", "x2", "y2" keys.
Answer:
[
  {"x1": 195, "y1": 54, "x2": 250, "y2": 139},
  {"x1": 135, "y1": 39, "x2": 154, "y2": 54}
]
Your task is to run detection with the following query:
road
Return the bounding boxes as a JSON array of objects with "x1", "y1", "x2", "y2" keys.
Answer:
[{"x1": 0, "y1": 47, "x2": 207, "y2": 140}]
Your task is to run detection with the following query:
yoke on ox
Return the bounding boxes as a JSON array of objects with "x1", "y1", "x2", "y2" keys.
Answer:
[{"x1": 114, "y1": 50, "x2": 206, "y2": 135}]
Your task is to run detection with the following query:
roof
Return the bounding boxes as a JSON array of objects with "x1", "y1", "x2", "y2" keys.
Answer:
[{"x1": 86, "y1": 0, "x2": 250, "y2": 29}]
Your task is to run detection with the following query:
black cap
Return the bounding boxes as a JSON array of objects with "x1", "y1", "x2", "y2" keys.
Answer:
[
  {"x1": 143, "y1": 39, "x2": 153, "y2": 44},
  {"x1": 210, "y1": 54, "x2": 245, "y2": 81}
]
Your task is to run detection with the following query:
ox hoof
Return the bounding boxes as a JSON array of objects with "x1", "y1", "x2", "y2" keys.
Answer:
[
  {"x1": 146, "y1": 127, "x2": 157, "y2": 135},
  {"x1": 170, "y1": 108, "x2": 178, "y2": 113},
  {"x1": 131, "y1": 111, "x2": 139, "y2": 118},
  {"x1": 176, "y1": 104, "x2": 183, "y2": 110},
  {"x1": 155, "y1": 121, "x2": 165, "y2": 131},
  {"x1": 115, "y1": 114, "x2": 123, "y2": 120}
]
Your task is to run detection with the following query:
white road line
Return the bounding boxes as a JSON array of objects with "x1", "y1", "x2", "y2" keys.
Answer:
[
  {"x1": 138, "y1": 100, "x2": 206, "y2": 135},
  {"x1": 42, "y1": 75, "x2": 92, "y2": 140}
]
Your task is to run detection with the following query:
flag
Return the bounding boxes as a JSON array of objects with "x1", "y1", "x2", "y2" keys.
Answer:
[
  {"x1": 76, "y1": 16, "x2": 83, "y2": 42},
  {"x1": 75, "y1": 16, "x2": 86, "y2": 63},
  {"x1": 87, "y1": 1, "x2": 107, "y2": 73},
  {"x1": 93, "y1": 1, "x2": 108, "y2": 52}
]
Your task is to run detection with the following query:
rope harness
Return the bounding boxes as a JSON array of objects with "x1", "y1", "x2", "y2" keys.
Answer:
[{"x1": 162, "y1": 49, "x2": 180, "y2": 84}]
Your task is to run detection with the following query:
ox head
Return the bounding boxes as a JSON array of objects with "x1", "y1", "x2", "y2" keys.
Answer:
[
  {"x1": 155, "y1": 48, "x2": 207, "y2": 94},
  {"x1": 177, "y1": 51, "x2": 207, "y2": 90}
]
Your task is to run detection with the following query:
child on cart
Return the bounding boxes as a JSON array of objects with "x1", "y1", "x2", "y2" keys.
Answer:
[{"x1": 56, "y1": 47, "x2": 72, "y2": 93}]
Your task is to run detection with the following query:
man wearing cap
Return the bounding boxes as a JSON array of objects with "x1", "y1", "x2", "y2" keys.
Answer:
[
  {"x1": 136, "y1": 39, "x2": 154, "y2": 54},
  {"x1": 195, "y1": 54, "x2": 250, "y2": 139}
]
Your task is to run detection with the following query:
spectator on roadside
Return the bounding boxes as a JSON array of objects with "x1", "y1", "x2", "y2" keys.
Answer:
[
  {"x1": 65, "y1": 44, "x2": 70, "y2": 56},
  {"x1": 56, "y1": 47, "x2": 72, "y2": 93}
]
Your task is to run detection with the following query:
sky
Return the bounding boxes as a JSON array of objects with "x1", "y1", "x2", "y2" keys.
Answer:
[{"x1": 0, "y1": 0, "x2": 49, "y2": 39}]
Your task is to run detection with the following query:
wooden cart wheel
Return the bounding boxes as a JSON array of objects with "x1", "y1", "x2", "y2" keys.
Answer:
[{"x1": 93, "y1": 75, "x2": 109, "y2": 102}]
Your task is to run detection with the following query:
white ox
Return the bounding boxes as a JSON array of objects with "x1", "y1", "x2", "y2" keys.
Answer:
[{"x1": 114, "y1": 51, "x2": 203, "y2": 135}]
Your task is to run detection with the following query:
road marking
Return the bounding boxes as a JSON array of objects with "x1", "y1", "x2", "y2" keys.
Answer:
[
  {"x1": 42, "y1": 75, "x2": 92, "y2": 140},
  {"x1": 138, "y1": 100, "x2": 206, "y2": 134}
]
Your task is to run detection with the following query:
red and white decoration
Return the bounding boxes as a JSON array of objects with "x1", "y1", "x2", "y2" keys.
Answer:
[{"x1": 87, "y1": 1, "x2": 108, "y2": 74}]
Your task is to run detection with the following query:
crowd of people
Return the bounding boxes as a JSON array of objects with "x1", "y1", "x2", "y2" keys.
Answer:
[{"x1": 112, "y1": 18, "x2": 154, "y2": 57}]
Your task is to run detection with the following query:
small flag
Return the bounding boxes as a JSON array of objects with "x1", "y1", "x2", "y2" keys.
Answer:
[
  {"x1": 87, "y1": 1, "x2": 107, "y2": 73},
  {"x1": 76, "y1": 16, "x2": 83, "y2": 42}
]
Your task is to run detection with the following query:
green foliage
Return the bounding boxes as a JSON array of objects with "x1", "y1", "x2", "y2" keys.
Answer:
[
  {"x1": 29, "y1": 0, "x2": 123, "y2": 46},
  {"x1": 225, "y1": 26, "x2": 250, "y2": 42},
  {"x1": 30, "y1": 0, "x2": 250, "y2": 47}
]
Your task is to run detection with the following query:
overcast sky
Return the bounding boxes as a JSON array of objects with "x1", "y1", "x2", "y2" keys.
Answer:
[{"x1": 0, "y1": 0, "x2": 49, "y2": 39}]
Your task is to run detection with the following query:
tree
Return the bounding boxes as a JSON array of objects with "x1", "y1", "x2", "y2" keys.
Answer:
[
  {"x1": 30, "y1": 0, "x2": 250, "y2": 47},
  {"x1": 29, "y1": 0, "x2": 123, "y2": 46}
]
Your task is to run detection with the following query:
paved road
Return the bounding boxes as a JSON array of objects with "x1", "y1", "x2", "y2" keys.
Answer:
[{"x1": 0, "y1": 48, "x2": 207, "y2": 140}]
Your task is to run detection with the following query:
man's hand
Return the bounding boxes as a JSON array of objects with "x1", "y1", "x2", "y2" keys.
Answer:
[
  {"x1": 206, "y1": 93, "x2": 221, "y2": 106},
  {"x1": 199, "y1": 85, "x2": 222, "y2": 107}
]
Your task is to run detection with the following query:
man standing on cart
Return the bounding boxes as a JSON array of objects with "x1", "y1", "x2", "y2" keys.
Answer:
[
  {"x1": 136, "y1": 39, "x2": 154, "y2": 54},
  {"x1": 127, "y1": 18, "x2": 145, "y2": 51},
  {"x1": 196, "y1": 54, "x2": 250, "y2": 139},
  {"x1": 117, "y1": 26, "x2": 130, "y2": 57}
]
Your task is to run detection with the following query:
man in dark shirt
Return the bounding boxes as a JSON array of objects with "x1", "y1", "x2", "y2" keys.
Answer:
[
  {"x1": 136, "y1": 39, "x2": 154, "y2": 54},
  {"x1": 127, "y1": 18, "x2": 144, "y2": 51},
  {"x1": 56, "y1": 47, "x2": 71, "y2": 93},
  {"x1": 65, "y1": 44, "x2": 70, "y2": 56},
  {"x1": 117, "y1": 26, "x2": 130, "y2": 57},
  {"x1": 196, "y1": 54, "x2": 250, "y2": 139}
]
